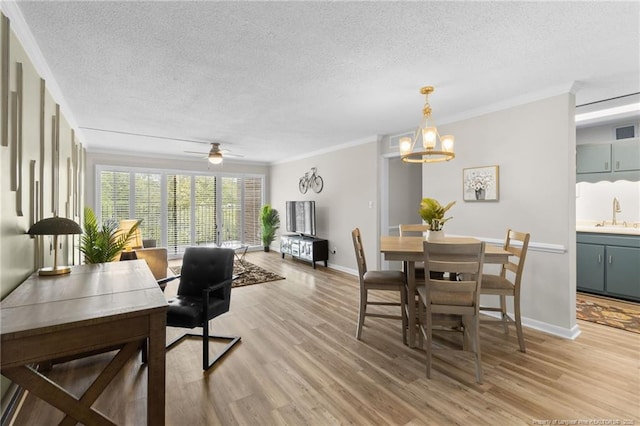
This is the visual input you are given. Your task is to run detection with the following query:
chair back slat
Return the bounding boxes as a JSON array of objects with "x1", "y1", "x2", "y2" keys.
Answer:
[
  {"x1": 423, "y1": 240, "x2": 485, "y2": 311},
  {"x1": 500, "y1": 229, "x2": 531, "y2": 285},
  {"x1": 351, "y1": 228, "x2": 367, "y2": 279}
]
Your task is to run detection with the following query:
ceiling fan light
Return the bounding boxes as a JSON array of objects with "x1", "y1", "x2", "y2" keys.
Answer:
[{"x1": 208, "y1": 152, "x2": 223, "y2": 164}]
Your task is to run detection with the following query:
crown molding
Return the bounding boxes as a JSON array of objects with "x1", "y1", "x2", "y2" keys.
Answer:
[
  {"x1": 1, "y1": 1, "x2": 85, "y2": 142},
  {"x1": 438, "y1": 81, "x2": 577, "y2": 126},
  {"x1": 272, "y1": 134, "x2": 379, "y2": 165}
]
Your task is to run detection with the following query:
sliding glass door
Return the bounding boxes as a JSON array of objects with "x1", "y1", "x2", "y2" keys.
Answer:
[{"x1": 97, "y1": 167, "x2": 264, "y2": 255}]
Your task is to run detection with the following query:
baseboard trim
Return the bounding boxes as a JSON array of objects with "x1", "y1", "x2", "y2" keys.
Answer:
[{"x1": 482, "y1": 310, "x2": 581, "y2": 340}]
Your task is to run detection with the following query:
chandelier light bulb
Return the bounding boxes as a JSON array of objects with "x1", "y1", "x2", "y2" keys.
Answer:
[
  {"x1": 441, "y1": 135, "x2": 454, "y2": 153},
  {"x1": 399, "y1": 137, "x2": 413, "y2": 155},
  {"x1": 422, "y1": 127, "x2": 437, "y2": 149}
]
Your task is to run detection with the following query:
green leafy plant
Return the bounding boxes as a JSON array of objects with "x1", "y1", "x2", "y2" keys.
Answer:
[
  {"x1": 419, "y1": 198, "x2": 455, "y2": 231},
  {"x1": 80, "y1": 206, "x2": 141, "y2": 264},
  {"x1": 259, "y1": 204, "x2": 280, "y2": 251}
]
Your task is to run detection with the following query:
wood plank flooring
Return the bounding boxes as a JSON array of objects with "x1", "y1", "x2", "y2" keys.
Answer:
[{"x1": 10, "y1": 251, "x2": 640, "y2": 425}]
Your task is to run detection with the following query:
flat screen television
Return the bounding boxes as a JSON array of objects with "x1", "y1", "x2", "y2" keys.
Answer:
[{"x1": 285, "y1": 201, "x2": 316, "y2": 236}]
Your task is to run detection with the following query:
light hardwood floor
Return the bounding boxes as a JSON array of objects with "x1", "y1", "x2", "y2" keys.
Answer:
[{"x1": 11, "y1": 251, "x2": 640, "y2": 425}]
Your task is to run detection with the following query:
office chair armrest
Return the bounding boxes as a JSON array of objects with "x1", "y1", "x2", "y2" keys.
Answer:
[
  {"x1": 201, "y1": 278, "x2": 232, "y2": 300},
  {"x1": 158, "y1": 275, "x2": 180, "y2": 285},
  {"x1": 156, "y1": 275, "x2": 180, "y2": 292}
]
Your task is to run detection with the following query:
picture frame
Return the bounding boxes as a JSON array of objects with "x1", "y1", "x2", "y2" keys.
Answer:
[{"x1": 463, "y1": 165, "x2": 499, "y2": 201}]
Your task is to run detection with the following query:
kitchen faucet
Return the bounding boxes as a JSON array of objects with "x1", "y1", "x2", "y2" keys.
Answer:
[{"x1": 612, "y1": 197, "x2": 621, "y2": 225}]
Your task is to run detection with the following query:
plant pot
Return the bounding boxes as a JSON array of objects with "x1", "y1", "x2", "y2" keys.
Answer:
[
  {"x1": 475, "y1": 188, "x2": 485, "y2": 200},
  {"x1": 425, "y1": 230, "x2": 445, "y2": 242},
  {"x1": 263, "y1": 246, "x2": 270, "y2": 252}
]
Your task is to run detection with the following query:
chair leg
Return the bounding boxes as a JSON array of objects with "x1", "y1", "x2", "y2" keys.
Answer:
[
  {"x1": 464, "y1": 315, "x2": 483, "y2": 384},
  {"x1": 356, "y1": 288, "x2": 367, "y2": 340},
  {"x1": 400, "y1": 284, "x2": 408, "y2": 346},
  {"x1": 425, "y1": 306, "x2": 433, "y2": 379},
  {"x1": 166, "y1": 326, "x2": 241, "y2": 371},
  {"x1": 514, "y1": 293, "x2": 526, "y2": 353},
  {"x1": 499, "y1": 295, "x2": 509, "y2": 335},
  {"x1": 417, "y1": 292, "x2": 425, "y2": 349}
]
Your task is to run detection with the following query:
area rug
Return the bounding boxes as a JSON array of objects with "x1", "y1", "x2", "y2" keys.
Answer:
[
  {"x1": 169, "y1": 260, "x2": 285, "y2": 288},
  {"x1": 576, "y1": 297, "x2": 640, "y2": 334}
]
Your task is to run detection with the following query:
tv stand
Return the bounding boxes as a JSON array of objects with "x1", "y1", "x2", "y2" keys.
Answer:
[{"x1": 280, "y1": 234, "x2": 328, "y2": 269}]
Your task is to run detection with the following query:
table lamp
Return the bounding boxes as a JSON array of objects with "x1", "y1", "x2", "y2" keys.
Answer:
[
  {"x1": 28, "y1": 217, "x2": 82, "y2": 276},
  {"x1": 118, "y1": 219, "x2": 143, "y2": 260}
]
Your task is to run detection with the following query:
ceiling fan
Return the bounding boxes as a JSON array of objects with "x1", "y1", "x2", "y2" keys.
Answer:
[{"x1": 184, "y1": 143, "x2": 243, "y2": 164}]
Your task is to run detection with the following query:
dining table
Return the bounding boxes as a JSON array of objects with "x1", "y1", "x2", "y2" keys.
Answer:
[{"x1": 380, "y1": 235, "x2": 511, "y2": 348}]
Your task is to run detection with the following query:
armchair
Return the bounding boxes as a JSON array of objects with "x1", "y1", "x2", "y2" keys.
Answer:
[{"x1": 166, "y1": 247, "x2": 241, "y2": 370}]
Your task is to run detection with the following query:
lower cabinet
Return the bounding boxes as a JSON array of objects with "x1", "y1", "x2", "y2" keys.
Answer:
[
  {"x1": 577, "y1": 233, "x2": 640, "y2": 301},
  {"x1": 280, "y1": 234, "x2": 328, "y2": 269}
]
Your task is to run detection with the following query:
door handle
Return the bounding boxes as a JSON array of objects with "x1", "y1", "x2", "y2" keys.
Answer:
[
  {"x1": 608, "y1": 255, "x2": 612, "y2": 264},
  {"x1": 616, "y1": 160, "x2": 620, "y2": 170},
  {"x1": 597, "y1": 254, "x2": 602, "y2": 263},
  {"x1": 605, "y1": 161, "x2": 609, "y2": 170}
]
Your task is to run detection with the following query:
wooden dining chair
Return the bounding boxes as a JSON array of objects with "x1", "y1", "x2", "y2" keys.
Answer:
[
  {"x1": 399, "y1": 223, "x2": 430, "y2": 280},
  {"x1": 479, "y1": 229, "x2": 530, "y2": 352},
  {"x1": 418, "y1": 240, "x2": 485, "y2": 383},
  {"x1": 352, "y1": 228, "x2": 408, "y2": 343}
]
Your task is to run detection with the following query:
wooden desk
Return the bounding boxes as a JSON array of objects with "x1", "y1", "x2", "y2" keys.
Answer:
[
  {"x1": 380, "y1": 236, "x2": 511, "y2": 348},
  {"x1": 1, "y1": 260, "x2": 168, "y2": 425}
]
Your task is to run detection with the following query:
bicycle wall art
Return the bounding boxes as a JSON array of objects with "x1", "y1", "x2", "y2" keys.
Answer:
[{"x1": 298, "y1": 167, "x2": 324, "y2": 194}]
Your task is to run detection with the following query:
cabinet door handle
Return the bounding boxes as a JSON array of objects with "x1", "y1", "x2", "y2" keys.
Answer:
[
  {"x1": 605, "y1": 161, "x2": 609, "y2": 170},
  {"x1": 598, "y1": 254, "x2": 602, "y2": 263},
  {"x1": 608, "y1": 255, "x2": 612, "y2": 264},
  {"x1": 616, "y1": 160, "x2": 620, "y2": 170}
]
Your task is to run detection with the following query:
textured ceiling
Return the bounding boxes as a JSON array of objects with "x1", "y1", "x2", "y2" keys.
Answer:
[{"x1": 9, "y1": 1, "x2": 640, "y2": 164}]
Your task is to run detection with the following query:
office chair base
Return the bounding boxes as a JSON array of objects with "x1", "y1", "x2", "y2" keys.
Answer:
[{"x1": 167, "y1": 332, "x2": 241, "y2": 370}]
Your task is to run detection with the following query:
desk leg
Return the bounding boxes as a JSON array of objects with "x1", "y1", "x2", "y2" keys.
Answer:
[
  {"x1": 147, "y1": 311, "x2": 166, "y2": 425},
  {"x1": 407, "y1": 261, "x2": 416, "y2": 348}
]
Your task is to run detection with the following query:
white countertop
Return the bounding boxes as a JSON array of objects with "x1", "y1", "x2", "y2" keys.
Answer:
[{"x1": 577, "y1": 220, "x2": 640, "y2": 236}]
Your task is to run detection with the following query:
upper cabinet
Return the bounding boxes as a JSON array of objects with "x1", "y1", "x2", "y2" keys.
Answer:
[
  {"x1": 577, "y1": 144, "x2": 611, "y2": 173},
  {"x1": 612, "y1": 138, "x2": 640, "y2": 172},
  {"x1": 577, "y1": 138, "x2": 640, "y2": 182}
]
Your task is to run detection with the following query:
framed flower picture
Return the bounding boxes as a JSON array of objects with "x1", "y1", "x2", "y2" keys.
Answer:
[{"x1": 463, "y1": 165, "x2": 499, "y2": 201}]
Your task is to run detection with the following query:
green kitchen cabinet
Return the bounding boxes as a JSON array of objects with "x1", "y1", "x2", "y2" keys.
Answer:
[
  {"x1": 612, "y1": 138, "x2": 640, "y2": 172},
  {"x1": 576, "y1": 243, "x2": 605, "y2": 292},
  {"x1": 605, "y1": 246, "x2": 640, "y2": 299},
  {"x1": 577, "y1": 233, "x2": 640, "y2": 302},
  {"x1": 576, "y1": 144, "x2": 611, "y2": 173}
]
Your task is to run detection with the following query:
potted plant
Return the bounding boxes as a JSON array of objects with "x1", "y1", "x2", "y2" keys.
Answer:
[
  {"x1": 80, "y1": 206, "x2": 142, "y2": 264},
  {"x1": 259, "y1": 204, "x2": 280, "y2": 252},
  {"x1": 418, "y1": 198, "x2": 455, "y2": 241}
]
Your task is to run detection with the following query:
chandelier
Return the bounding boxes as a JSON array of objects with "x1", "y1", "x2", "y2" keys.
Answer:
[{"x1": 399, "y1": 86, "x2": 455, "y2": 163}]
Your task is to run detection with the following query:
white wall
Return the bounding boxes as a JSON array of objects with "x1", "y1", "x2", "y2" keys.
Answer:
[
  {"x1": 421, "y1": 94, "x2": 577, "y2": 335},
  {"x1": 270, "y1": 140, "x2": 379, "y2": 273}
]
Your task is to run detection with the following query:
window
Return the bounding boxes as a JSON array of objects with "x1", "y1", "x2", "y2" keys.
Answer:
[
  {"x1": 135, "y1": 173, "x2": 161, "y2": 244},
  {"x1": 100, "y1": 171, "x2": 130, "y2": 225},
  {"x1": 97, "y1": 166, "x2": 264, "y2": 255},
  {"x1": 167, "y1": 174, "x2": 192, "y2": 254},
  {"x1": 194, "y1": 176, "x2": 217, "y2": 246}
]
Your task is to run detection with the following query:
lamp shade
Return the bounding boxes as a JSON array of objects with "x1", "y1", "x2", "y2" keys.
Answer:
[
  {"x1": 28, "y1": 217, "x2": 82, "y2": 236},
  {"x1": 28, "y1": 217, "x2": 81, "y2": 276}
]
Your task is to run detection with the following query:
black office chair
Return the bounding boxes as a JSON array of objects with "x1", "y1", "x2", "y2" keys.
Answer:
[{"x1": 165, "y1": 247, "x2": 241, "y2": 370}]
